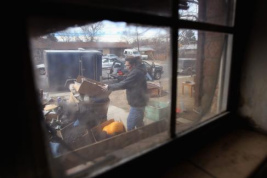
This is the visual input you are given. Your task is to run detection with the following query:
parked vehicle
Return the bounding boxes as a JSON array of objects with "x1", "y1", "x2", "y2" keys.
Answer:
[
  {"x1": 102, "y1": 54, "x2": 118, "y2": 60},
  {"x1": 123, "y1": 49, "x2": 148, "y2": 60},
  {"x1": 109, "y1": 58, "x2": 128, "y2": 82},
  {"x1": 142, "y1": 60, "x2": 163, "y2": 80},
  {"x1": 44, "y1": 50, "x2": 102, "y2": 91},
  {"x1": 109, "y1": 59, "x2": 163, "y2": 82},
  {"x1": 102, "y1": 58, "x2": 117, "y2": 69},
  {"x1": 177, "y1": 58, "x2": 196, "y2": 75},
  {"x1": 36, "y1": 63, "x2": 46, "y2": 75}
]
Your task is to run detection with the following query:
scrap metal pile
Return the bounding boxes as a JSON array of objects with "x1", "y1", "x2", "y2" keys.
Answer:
[{"x1": 41, "y1": 76, "x2": 126, "y2": 156}]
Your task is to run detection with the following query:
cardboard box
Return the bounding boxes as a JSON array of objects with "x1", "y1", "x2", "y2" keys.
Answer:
[
  {"x1": 68, "y1": 92, "x2": 80, "y2": 103},
  {"x1": 147, "y1": 82, "x2": 162, "y2": 97},
  {"x1": 74, "y1": 76, "x2": 111, "y2": 97}
]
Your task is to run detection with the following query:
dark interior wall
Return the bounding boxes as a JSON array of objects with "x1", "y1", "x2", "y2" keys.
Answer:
[
  {"x1": 5, "y1": 0, "x2": 267, "y2": 177},
  {"x1": 239, "y1": 0, "x2": 267, "y2": 133}
]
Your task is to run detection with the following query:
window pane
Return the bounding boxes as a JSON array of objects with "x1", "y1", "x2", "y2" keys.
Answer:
[
  {"x1": 28, "y1": 18, "x2": 171, "y2": 177},
  {"x1": 176, "y1": 29, "x2": 232, "y2": 133},
  {"x1": 179, "y1": 0, "x2": 236, "y2": 26}
]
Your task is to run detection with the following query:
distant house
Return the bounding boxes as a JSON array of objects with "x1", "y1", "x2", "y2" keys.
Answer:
[
  {"x1": 30, "y1": 39, "x2": 130, "y2": 64},
  {"x1": 179, "y1": 44, "x2": 197, "y2": 58},
  {"x1": 134, "y1": 46, "x2": 156, "y2": 60}
]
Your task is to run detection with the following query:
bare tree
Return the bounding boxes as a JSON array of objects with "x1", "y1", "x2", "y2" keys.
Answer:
[
  {"x1": 179, "y1": 29, "x2": 197, "y2": 45},
  {"x1": 121, "y1": 25, "x2": 151, "y2": 50},
  {"x1": 179, "y1": 0, "x2": 198, "y2": 21},
  {"x1": 80, "y1": 22, "x2": 104, "y2": 42},
  {"x1": 57, "y1": 28, "x2": 76, "y2": 42},
  {"x1": 74, "y1": 36, "x2": 83, "y2": 42},
  {"x1": 46, "y1": 33, "x2": 58, "y2": 42},
  {"x1": 149, "y1": 28, "x2": 170, "y2": 60},
  {"x1": 57, "y1": 34, "x2": 72, "y2": 42},
  {"x1": 120, "y1": 30, "x2": 132, "y2": 45},
  {"x1": 44, "y1": 22, "x2": 104, "y2": 42}
]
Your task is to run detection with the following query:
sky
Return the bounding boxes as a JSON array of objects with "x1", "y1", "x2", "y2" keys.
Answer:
[
  {"x1": 55, "y1": 20, "x2": 169, "y2": 42},
  {"x1": 98, "y1": 20, "x2": 127, "y2": 42},
  {"x1": 54, "y1": 3, "x2": 198, "y2": 42},
  {"x1": 99, "y1": 20, "x2": 169, "y2": 42}
]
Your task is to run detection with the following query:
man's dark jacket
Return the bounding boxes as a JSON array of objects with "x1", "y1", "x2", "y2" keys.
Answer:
[{"x1": 108, "y1": 64, "x2": 149, "y2": 107}]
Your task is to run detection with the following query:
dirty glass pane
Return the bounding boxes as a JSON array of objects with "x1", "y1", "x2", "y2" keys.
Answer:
[
  {"x1": 179, "y1": 0, "x2": 236, "y2": 26},
  {"x1": 28, "y1": 18, "x2": 171, "y2": 177},
  {"x1": 176, "y1": 29, "x2": 232, "y2": 134}
]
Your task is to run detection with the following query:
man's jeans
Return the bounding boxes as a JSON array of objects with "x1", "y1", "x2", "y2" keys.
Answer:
[{"x1": 127, "y1": 106, "x2": 145, "y2": 131}]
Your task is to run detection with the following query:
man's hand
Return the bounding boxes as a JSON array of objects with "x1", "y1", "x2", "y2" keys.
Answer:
[{"x1": 101, "y1": 84, "x2": 108, "y2": 91}]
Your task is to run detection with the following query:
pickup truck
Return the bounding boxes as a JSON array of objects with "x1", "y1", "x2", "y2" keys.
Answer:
[
  {"x1": 123, "y1": 49, "x2": 148, "y2": 60},
  {"x1": 102, "y1": 58, "x2": 117, "y2": 69},
  {"x1": 109, "y1": 59, "x2": 163, "y2": 82},
  {"x1": 141, "y1": 54, "x2": 148, "y2": 60},
  {"x1": 36, "y1": 63, "x2": 46, "y2": 75},
  {"x1": 102, "y1": 54, "x2": 118, "y2": 60},
  {"x1": 177, "y1": 58, "x2": 196, "y2": 75}
]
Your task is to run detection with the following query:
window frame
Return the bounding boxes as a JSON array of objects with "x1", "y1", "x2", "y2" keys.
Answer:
[{"x1": 18, "y1": 0, "x2": 244, "y2": 177}]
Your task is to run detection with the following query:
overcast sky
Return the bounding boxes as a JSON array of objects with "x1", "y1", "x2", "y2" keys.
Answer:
[
  {"x1": 54, "y1": 3, "x2": 198, "y2": 42},
  {"x1": 54, "y1": 20, "x2": 169, "y2": 42}
]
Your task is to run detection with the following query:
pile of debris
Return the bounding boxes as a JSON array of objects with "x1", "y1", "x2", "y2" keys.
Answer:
[{"x1": 42, "y1": 76, "x2": 126, "y2": 156}]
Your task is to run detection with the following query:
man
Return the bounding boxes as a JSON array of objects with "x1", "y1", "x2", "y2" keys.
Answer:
[{"x1": 102, "y1": 56, "x2": 149, "y2": 131}]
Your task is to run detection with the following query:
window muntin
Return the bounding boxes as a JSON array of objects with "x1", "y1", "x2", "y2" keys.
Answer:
[{"x1": 29, "y1": 19, "x2": 171, "y2": 177}]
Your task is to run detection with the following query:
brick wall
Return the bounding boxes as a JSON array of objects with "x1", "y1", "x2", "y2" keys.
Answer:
[{"x1": 195, "y1": 0, "x2": 227, "y2": 115}]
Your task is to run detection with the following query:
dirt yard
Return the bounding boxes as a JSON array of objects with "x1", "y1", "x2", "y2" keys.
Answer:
[
  {"x1": 45, "y1": 62, "x2": 218, "y2": 134},
  {"x1": 106, "y1": 73, "x2": 218, "y2": 133}
]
